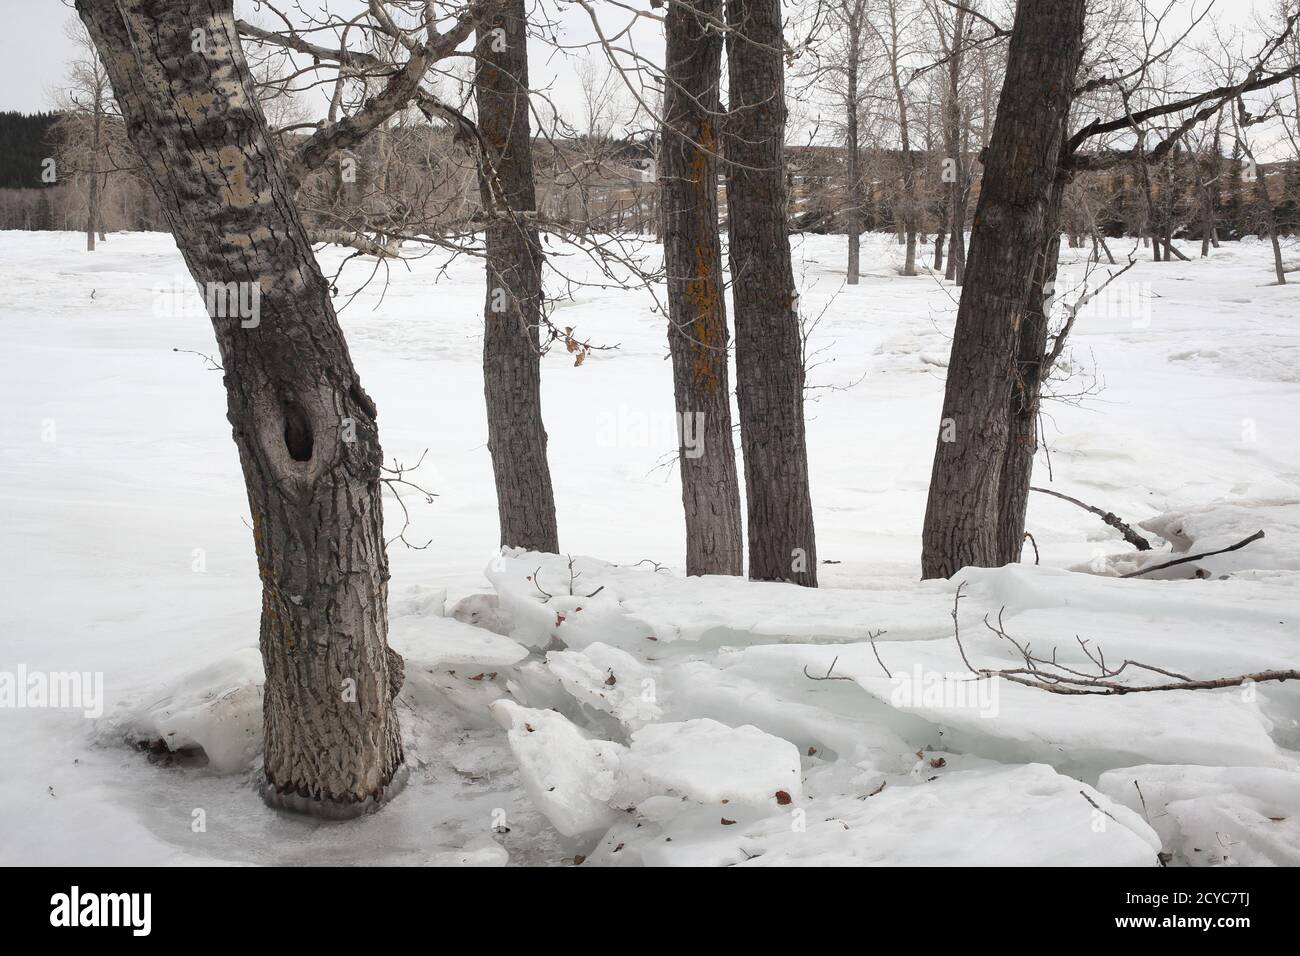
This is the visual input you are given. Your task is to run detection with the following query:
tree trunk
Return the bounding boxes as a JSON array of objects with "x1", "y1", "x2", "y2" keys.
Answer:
[
  {"x1": 847, "y1": 222, "x2": 861, "y2": 283},
  {"x1": 725, "y1": 0, "x2": 818, "y2": 586},
  {"x1": 1200, "y1": 179, "x2": 1215, "y2": 257},
  {"x1": 920, "y1": 0, "x2": 1087, "y2": 580},
  {"x1": 76, "y1": 0, "x2": 403, "y2": 815},
  {"x1": 661, "y1": 0, "x2": 743, "y2": 576},
  {"x1": 884, "y1": 1, "x2": 917, "y2": 276},
  {"x1": 948, "y1": 224, "x2": 965, "y2": 283},
  {"x1": 996, "y1": 173, "x2": 1066, "y2": 565},
  {"x1": 87, "y1": 90, "x2": 101, "y2": 252},
  {"x1": 475, "y1": 1, "x2": 561, "y2": 551},
  {"x1": 1240, "y1": 132, "x2": 1286, "y2": 285},
  {"x1": 944, "y1": 3, "x2": 967, "y2": 285},
  {"x1": 845, "y1": 18, "x2": 862, "y2": 286}
]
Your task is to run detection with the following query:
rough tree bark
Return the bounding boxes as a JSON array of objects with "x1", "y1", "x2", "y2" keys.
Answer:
[
  {"x1": 661, "y1": 0, "x2": 744, "y2": 575},
  {"x1": 725, "y1": 0, "x2": 818, "y2": 586},
  {"x1": 76, "y1": 0, "x2": 404, "y2": 815},
  {"x1": 475, "y1": 0, "x2": 560, "y2": 551},
  {"x1": 920, "y1": 0, "x2": 1087, "y2": 580},
  {"x1": 996, "y1": 172, "x2": 1067, "y2": 565}
]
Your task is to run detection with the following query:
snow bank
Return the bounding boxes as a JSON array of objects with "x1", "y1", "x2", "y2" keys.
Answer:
[
  {"x1": 588, "y1": 763, "x2": 1160, "y2": 867},
  {"x1": 6, "y1": 230, "x2": 1298, "y2": 865},
  {"x1": 482, "y1": 549, "x2": 1297, "y2": 862}
]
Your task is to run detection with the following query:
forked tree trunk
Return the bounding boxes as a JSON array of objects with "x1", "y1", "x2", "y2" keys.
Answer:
[
  {"x1": 76, "y1": 0, "x2": 403, "y2": 815},
  {"x1": 920, "y1": 0, "x2": 1087, "y2": 580},
  {"x1": 661, "y1": 0, "x2": 743, "y2": 576},
  {"x1": 996, "y1": 173, "x2": 1066, "y2": 565},
  {"x1": 725, "y1": 0, "x2": 818, "y2": 586},
  {"x1": 475, "y1": 1, "x2": 560, "y2": 551}
]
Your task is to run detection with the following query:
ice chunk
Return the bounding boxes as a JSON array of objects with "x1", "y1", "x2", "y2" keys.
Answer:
[
  {"x1": 488, "y1": 699, "x2": 624, "y2": 839},
  {"x1": 119, "y1": 648, "x2": 263, "y2": 773},
  {"x1": 1098, "y1": 764, "x2": 1300, "y2": 866},
  {"x1": 619, "y1": 718, "x2": 802, "y2": 807},
  {"x1": 448, "y1": 593, "x2": 513, "y2": 636},
  {"x1": 546, "y1": 642, "x2": 662, "y2": 729},
  {"x1": 389, "y1": 613, "x2": 528, "y2": 668}
]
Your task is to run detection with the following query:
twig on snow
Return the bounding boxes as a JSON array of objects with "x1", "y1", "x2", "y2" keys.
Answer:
[{"x1": 1121, "y1": 530, "x2": 1265, "y2": 578}]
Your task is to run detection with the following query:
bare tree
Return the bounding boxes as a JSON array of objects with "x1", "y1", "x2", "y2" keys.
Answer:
[
  {"x1": 76, "y1": 0, "x2": 406, "y2": 816},
  {"x1": 55, "y1": 20, "x2": 114, "y2": 251},
  {"x1": 726, "y1": 0, "x2": 818, "y2": 585},
  {"x1": 921, "y1": 0, "x2": 1088, "y2": 580},
  {"x1": 475, "y1": 1, "x2": 561, "y2": 552},
  {"x1": 660, "y1": 0, "x2": 744, "y2": 575},
  {"x1": 926, "y1": 0, "x2": 974, "y2": 284},
  {"x1": 867, "y1": 0, "x2": 923, "y2": 276},
  {"x1": 1236, "y1": 95, "x2": 1288, "y2": 284}
]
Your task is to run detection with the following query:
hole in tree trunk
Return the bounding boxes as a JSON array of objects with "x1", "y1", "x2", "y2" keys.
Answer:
[{"x1": 282, "y1": 401, "x2": 313, "y2": 462}]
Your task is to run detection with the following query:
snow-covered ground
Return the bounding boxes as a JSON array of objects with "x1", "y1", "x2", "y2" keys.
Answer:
[{"x1": 1, "y1": 229, "x2": 1297, "y2": 866}]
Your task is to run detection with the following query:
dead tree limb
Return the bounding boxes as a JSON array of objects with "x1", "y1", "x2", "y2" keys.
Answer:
[
  {"x1": 1121, "y1": 530, "x2": 1266, "y2": 579},
  {"x1": 1030, "y1": 486, "x2": 1152, "y2": 550},
  {"x1": 310, "y1": 229, "x2": 401, "y2": 258}
]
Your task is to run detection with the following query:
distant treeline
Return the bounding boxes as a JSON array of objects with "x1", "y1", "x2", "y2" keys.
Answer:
[
  {"x1": 0, "y1": 112, "x2": 59, "y2": 188},
  {"x1": 1, "y1": 107, "x2": 1297, "y2": 245},
  {"x1": 0, "y1": 109, "x2": 166, "y2": 233}
]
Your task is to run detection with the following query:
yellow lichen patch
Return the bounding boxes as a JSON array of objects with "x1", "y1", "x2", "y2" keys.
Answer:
[
  {"x1": 214, "y1": 77, "x2": 248, "y2": 109},
  {"x1": 216, "y1": 145, "x2": 255, "y2": 207},
  {"x1": 176, "y1": 92, "x2": 216, "y2": 122},
  {"x1": 684, "y1": 242, "x2": 723, "y2": 394}
]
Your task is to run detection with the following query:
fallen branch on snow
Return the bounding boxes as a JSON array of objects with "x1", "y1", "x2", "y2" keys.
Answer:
[
  {"x1": 944, "y1": 582, "x2": 1296, "y2": 695},
  {"x1": 1030, "y1": 486, "x2": 1151, "y2": 550},
  {"x1": 1120, "y1": 529, "x2": 1265, "y2": 579}
]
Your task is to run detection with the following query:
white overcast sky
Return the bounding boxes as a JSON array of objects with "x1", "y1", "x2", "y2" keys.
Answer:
[{"x1": 0, "y1": 0, "x2": 654, "y2": 124}]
